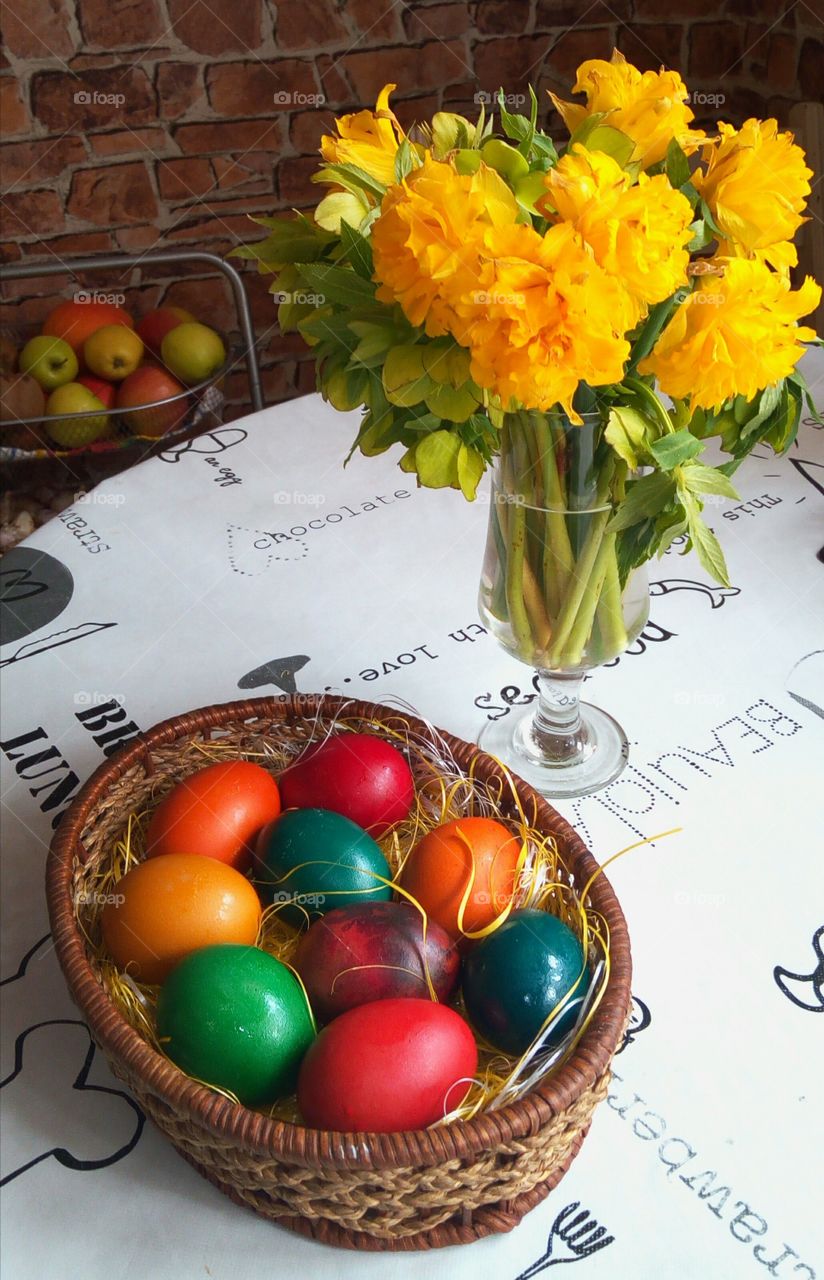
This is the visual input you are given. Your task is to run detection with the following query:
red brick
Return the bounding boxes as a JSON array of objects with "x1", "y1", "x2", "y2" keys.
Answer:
[
  {"x1": 2, "y1": 0, "x2": 75, "y2": 58},
  {"x1": 67, "y1": 162, "x2": 158, "y2": 225},
  {"x1": 765, "y1": 33, "x2": 799, "y2": 90},
  {"x1": 156, "y1": 63, "x2": 205, "y2": 120},
  {"x1": 296, "y1": 359, "x2": 317, "y2": 395},
  {"x1": 535, "y1": 0, "x2": 632, "y2": 22},
  {"x1": 168, "y1": 0, "x2": 264, "y2": 56},
  {"x1": 166, "y1": 214, "x2": 268, "y2": 242},
  {"x1": 77, "y1": 0, "x2": 166, "y2": 48},
  {"x1": 634, "y1": 0, "x2": 720, "y2": 13},
  {"x1": 477, "y1": 0, "x2": 530, "y2": 36},
  {"x1": 344, "y1": 0, "x2": 405, "y2": 43},
  {"x1": 276, "y1": 0, "x2": 348, "y2": 50},
  {"x1": 403, "y1": 4, "x2": 468, "y2": 40},
  {"x1": 162, "y1": 277, "x2": 234, "y2": 330},
  {"x1": 158, "y1": 157, "x2": 215, "y2": 200},
  {"x1": 290, "y1": 109, "x2": 335, "y2": 154},
  {"x1": 261, "y1": 363, "x2": 298, "y2": 403},
  {"x1": 1, "y1": 242, "x2": 23, "y2": 263},
  {"x1": 1, "y1": 296, "x2": 68, "y2": 329},
  {"x1": 688, "y1": 23, "x2": 746, "y2": 78},
  {"x1": 540, "y1": 27, "x2": 613, "y2": 90},
  {"x1": 345, "y1": 40, "x2": 471, "y2": 101},
  {"x1": 1, "y1": 137, "x2": 86, "y2": 186},
  {"x1": 616, "y1": 24, "x2": 684, "y2": 72},
  {"x1": 263, "y1": 328, "x2": 309, "y2": 360},
  {"x1": 90, "y1": 128, "x2": 168, "y2": 157},
  {"x1": 317, "y1": 54, "x2": 354, "y2": 108},
  {"x1": 212, "y1": 152, "x2": 273, "y2": 194},
  {"x1": 174, "y1": 118, "x2": 285, "y2": 154},
  {"x1": 765, "y1": 96, "x2": 796, "y2": 126},
  {"x1": 0, "y1": 79, "x2": 30, "y2": 137},
  {"x1": 1, "y1": 271, "x2": 75, "y2": 300},
  {"x1": 276, "y1": 155, "x2": 319, "y2": 204},
  {"x1": 114, "y1": 225, "x2": 161, "y2": 252},
  {"x1": 395, "y1": 93, "x2": 441, "y2": 130},
  {"x1": 208, "y1": 60, "x2": 320, "y2": 117},
  {"x1": 1, "y1": 190, "x2": 66, "y2": 239},
  {"x1": 475, "y1": 36, "x2": 554, "y2": 98},
  {"x1": 799, "y1": 38, "x2": 824, "y2": 98},
  {"x1": 716, "y1": 86, "x2": 764, "y2": 126},
  {"x1": 32, "y1": 67, "x2": 155, "y2": 132},
  {"x1": 23, "y1": 231, "x2": 113, "y2": 257}
]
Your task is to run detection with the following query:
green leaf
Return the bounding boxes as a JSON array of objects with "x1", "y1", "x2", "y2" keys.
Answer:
[
  {"x1": 424, "y1": 381, "x2": 480, "y2": 422},
  {"x1": 627, "y1": 292, "x2": 684, "y2": 374},
  {"x1": 684, "y1": 501, "x2": 731, "y2": 587},
  {"x1": 608, "y1": 472, "x2": 677, "y2": 532},
  {"x1": 605, "y1": 404, "x2": 654, "y2": 469},
  {"x1": 298, "y1": 263, "x2": 377, "y2": 309},
  {"x1": 457, "y1": 443, "x2": 485, "y2": 500},
  {"x1": 337, "y1": 221, "x2": 373, "y2": 279},
  {"x1": 763, "y1": 384, "x2": 801, "y2": 453},
  {"x1": 583, "y1": 123, "x2": 635, "y2": 166},
  {"x1": 679, "y1": 463, "x2": 740, "y2": 500},
  {"x1": 740, "y1": 382, "x2": 782, "y2": 440},
  {"x1": 699, "y1": 197, "x2": 722, "y2": 237},
  {"x1": 382, "y1": 345, "x2": 436, "y2": 407},
  {"x1": 665, "y1": 138, "x2": 691, "y2": 189},
  {"x1": 314, "y1": 162, "x2": 387, "y2": 198},
  {"x1": 394, "y1": 136, "x2": 415, "y2": 183},
  {"x1": 498, "y1": 102, "x2": 532, "y2": 145},
  {"x1": 650, "y1": 428, "x2": 703, "y2": 470},
  {"x1": 231, "y1": 214, "x2": 335, "y2": 266},
  {"x1": 414, "y1": 430, "x2": 462, "y2": 488}
]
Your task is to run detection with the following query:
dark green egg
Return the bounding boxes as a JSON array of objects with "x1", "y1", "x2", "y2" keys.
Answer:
[
  {"x1": 462, "y1": 908, "x2": 586, "y2": 1056},
  {"x1": 156, "y1": 944, "x2": 315, "y2": 1105},
  {"x1": 255, "y1": 807, "x2": 392, "y2": 926}
]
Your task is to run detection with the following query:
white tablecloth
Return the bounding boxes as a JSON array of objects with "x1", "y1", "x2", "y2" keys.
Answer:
[{"x1": 2, "y1": 350, "x2": 822, "y2": 1280}]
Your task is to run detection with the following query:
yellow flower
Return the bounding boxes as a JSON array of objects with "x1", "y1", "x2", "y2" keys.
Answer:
[
  {"x1": 540, "y1": 145, "x2": 693, "y2": 320},
  {"x1": 319, "y1": 84, "x2": 405, "y2": 186},
  {"x1": 693, "y1": 118, "x2": 812, "y2": 265},
  {"x1": 639, "y1": 256, "x2": 821, "y2": 409},
  {"x1": 551, "y1": 49, "x2": 704, "y2": 168},
  {"x1": 372, "y1": 156, "x2": 516, "y2": 335}
]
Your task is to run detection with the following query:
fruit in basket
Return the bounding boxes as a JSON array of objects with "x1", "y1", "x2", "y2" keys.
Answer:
[
  {"x1": 77, "y1": 373, "x2": 116, "y2": 410},
  {"x1": 297, "y1": 997, "x2": 477, "y2": 1131},
  {"x1": 145, "y1": 760, "x2": 281, "y2": 871},
  {"x1": 43, "y1": 298, "x2": 133, "y2": 355},
  {"x1": 102, "y1": 853, "x2": 262, "y2": 985},
  {"x1": 254, "y1": 808, "x2": 392, "y2": 924},
  {"x1": 293, "y1": 902, "x2": 461, "y2": 1023},
  {"x1": 161, "y1": 321, "x2": 226, "y2": 384},
  {"x1": 19, "y1": 335, "x2": 78, "y2": 391},
  {"x1": 115, "y1": 365, "x2": 189, "y2": 437},
  {"x1": 399, "y1": 817, "x2": 522, "y2": 939},
  {"x1": 156, "y1": 944, "x2": 315, "y2": 1105},
  {"x1": 461, "y1": 909, "x2": 586, "y2": 1056},
  {"x1": 44, "y1": 382, "x2": 109, "y2": 447},
  {"x1": 279, "y1": 732, "x2": 415, "y2": 835},
  {"x1": 136, "y1": 305, "x2": 194, "y2": 355},
  {"x1": 0, "y1": 336, "x2": 17, "y2": 374},
  {"x1": 0, "y1": 371, "x2": 46, "y2": 423},
  {"x1": 83, "y1": 324, "x2": 144, "y2": 381}
]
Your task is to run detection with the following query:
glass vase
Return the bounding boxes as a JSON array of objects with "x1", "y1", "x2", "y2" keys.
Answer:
[{"x1": 477, "y1": 408, "x2": 649, "y2": 798}]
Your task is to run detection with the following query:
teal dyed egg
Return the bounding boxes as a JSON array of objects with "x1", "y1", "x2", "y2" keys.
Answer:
[
  {"x1": 255, "y1": 807, "x2": 392, "y2": 925},
  {"x1": 156, "y1": 944, "x2": 315, "y2": 1105},
  {"x1": 461, "y1": 909, "x2": 586, "y2": 1056}
]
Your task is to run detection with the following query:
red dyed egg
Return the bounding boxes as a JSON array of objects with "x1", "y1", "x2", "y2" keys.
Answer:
[
  {"x1": 298, "y1": 997, "x2": 477, "y2": 1132},
  {"x1": 279, "y1": 733, "x2": 414, "y2": 836},
  {"x1": 293, "y1": 902, "x2": 461, "y2": 1023}
]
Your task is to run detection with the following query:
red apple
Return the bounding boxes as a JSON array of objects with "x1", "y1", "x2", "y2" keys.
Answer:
[
  {"x1": 136, "y1": 306, "x2": 194, "y2": 356},
  {"x1": 116, "y1": 365, "x2": 189, "y2": 437},
  {"x1": 43, "y1": 299, "x2": 133, "y2": 356},
  {"x1": 78, "y1": 373, "x2": 116, "y2": 410}
]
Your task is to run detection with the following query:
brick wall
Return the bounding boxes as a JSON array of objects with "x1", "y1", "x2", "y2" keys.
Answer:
[{"x1": 1, "y1": 0, "x2": 821, "y2": 420}]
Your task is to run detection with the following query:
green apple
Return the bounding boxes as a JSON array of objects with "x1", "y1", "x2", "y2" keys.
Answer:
[
  {"x1": 161, "y1": 322, "x2": 226, "y2": 385},
  {"x1": 45, "y1": 382, "x2": 109, "y2": 447},
  {"x1": 20, "y1": 334, "x2": 78, "y2": 391}
]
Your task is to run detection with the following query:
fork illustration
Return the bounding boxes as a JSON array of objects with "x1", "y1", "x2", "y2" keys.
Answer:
[{"x1": 515, "y1": 1202, "x2": 615, "y2": 1276}]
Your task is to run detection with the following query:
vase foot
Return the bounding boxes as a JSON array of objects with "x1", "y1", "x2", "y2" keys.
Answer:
[{"x1": 477, "y1": 700, "x2": 629, "y2": 799}]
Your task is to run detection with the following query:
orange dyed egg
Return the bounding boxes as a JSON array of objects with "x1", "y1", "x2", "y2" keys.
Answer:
[
  {"x1": 101, "y1": 853, "x2": 262, "y2": 984},
  {"x1": 145, "y1": 760, "x2": 281, "y2": 872},
  {"x1": 399, "y1": 817, "x2": 522, "y2": 939}
]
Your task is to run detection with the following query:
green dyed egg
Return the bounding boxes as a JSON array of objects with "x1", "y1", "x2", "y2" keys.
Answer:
[
  {"x1": 156, "y1": 944, "x2": 315, "y2": 1105},
  {"x1": 462, "y1": 909, "x2": 586, "y2": 1056},
  {"x1": 255, "y1": 807, "x2": 392, "y2": 926}
]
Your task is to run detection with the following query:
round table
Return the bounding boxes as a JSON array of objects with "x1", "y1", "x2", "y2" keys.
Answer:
[{"x1": 2, "y1": 350, "x2": 822, "y2": 1280}]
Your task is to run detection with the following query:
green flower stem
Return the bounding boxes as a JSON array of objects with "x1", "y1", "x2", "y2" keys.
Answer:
[
  {"x1": 547, "y1": 509, "x2": 611, "y2": 668},
  {"x1": 595, "y1": 542, "x2": 628, "y2": 658},
  {"x1": 504, "y1": 495, "x2": 535, "y2": 661},
  {"x1": 560, "y1": 534, "x2": 615, "y2": 668},
  {"x1": 535, "y1": 413, "x2": 574, "y2": 619}
]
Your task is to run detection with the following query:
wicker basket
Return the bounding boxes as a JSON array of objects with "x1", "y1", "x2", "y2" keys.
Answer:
[{"x1": 46, "y1": 695, "x2": 632, "y2": 1251}]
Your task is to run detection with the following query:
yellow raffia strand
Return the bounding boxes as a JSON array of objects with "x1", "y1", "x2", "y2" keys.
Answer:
[{"x1": 76, "y1": 702, "x2": 665, "y2": 1127}]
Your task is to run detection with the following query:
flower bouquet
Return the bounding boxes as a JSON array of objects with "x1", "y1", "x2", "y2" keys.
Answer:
[{"x1": 236, "y1": 51, "x2": 821, "y2": 796}]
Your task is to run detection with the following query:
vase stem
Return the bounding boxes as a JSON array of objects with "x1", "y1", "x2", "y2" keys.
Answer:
[{"x1": 522, "y1": 671, "x2": 589, "y2": 766}]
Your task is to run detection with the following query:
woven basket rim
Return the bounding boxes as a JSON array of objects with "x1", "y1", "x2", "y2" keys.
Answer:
[{"x1": 46, "y1": 693, "x2": 632, "y2": 1171}]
